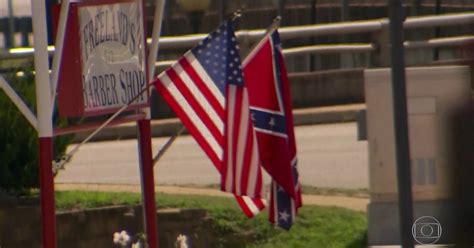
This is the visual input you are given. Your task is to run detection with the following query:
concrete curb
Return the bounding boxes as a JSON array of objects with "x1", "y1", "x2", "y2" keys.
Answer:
[
  {"x1": 293, "y1": 104, "x2": 365, "y2": 125},
  {"x1": 73, "y1": 104, "x2": 366, "y2": 143}
]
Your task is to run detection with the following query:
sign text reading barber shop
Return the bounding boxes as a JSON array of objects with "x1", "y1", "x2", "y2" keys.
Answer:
[{"x1": 79, "y1": 0, "x2": 147, "y2": 114}]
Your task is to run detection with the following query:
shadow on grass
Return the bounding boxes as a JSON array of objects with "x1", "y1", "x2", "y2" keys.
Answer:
[{"x1": 347, "y1": 230, "x2": 368, "y2": 248}]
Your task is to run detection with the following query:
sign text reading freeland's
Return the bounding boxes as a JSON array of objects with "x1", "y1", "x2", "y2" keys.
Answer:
[{"x1": 79, "y1": 1, "x2": 147, "y2": 112}]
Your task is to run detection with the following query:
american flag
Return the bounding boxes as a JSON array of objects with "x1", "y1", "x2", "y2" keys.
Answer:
[
  {"x1": 153, "y1": 20, "x2": 265, "y2": 216},
  {"x1": 244, "y1": 29, "x2": 302, "y2": 229},
  {"x1": 220, "y1": 28, "x2": 263, "y2": 200}
]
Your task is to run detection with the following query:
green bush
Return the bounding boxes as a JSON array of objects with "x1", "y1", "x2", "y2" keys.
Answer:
[{"x1": 0, "y1": 68, "x2": 73, "y2": 195}]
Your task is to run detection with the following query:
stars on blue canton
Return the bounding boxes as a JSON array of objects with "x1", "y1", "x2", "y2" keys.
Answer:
[
  {"x1": 275, "y1": 182, "x2": 293, "y2": 230},
  {"x1": 279, "y1": 211, "x2": 290, "y2": 222},
  {"x1": 191, "y1": 20, "x2": 244, "y2": 94},
  {"x1": 226, "y1": 32, "x2": 244, "y2": 86},
  {"x1": 268, "y1": 117, "x2": 276, "y2": 127},
  {"x1": 250, "y1": 109, "x2": 287, "y2": 135}
]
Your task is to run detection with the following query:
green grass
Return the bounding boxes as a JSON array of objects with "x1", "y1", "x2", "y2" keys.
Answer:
[
  {"x1": 56, "y1": 191, "x2": 141, "y2": 210},
  {"x1": 247, "y1": 207, "x2": 367, "y2": 248},
  {"x1": 185, "y1": 183, "x2": 369, "y2": 198},
  {"x1": 55, "y1": 191, "x2": 367, "y2": 247}
]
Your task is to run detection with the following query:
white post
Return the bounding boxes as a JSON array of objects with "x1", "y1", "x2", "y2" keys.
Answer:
[
  {"x1": 50, "y1": 0, "x2": 71, "y2": 110},
  {"x1": 144, "y1": 0, "x2": 166, "y2": 119},
  {"x1": 7, "y1": 0, "x2": 15, "y2": 47},
  {"x1": 31, "y1": 0, "x2": 56, "y2": 247},
  {"x1": 148, "y1": 0, "x2": 166, "y2": 81},
  {"x1": 32, "y1": 0, "x2": 53, "y2": 137}
]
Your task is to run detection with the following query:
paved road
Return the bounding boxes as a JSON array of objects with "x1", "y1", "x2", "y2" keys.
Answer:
[{"x1": 56, "y1": 122, "x2": 369, "y2": 189}]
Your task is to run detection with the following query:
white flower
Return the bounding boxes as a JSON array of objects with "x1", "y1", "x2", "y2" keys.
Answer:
[
  {"x1": 175, "y1": 234, "x2": 189, "y2": 248},
  {"x1": 16, "y1": 71, "x2": 25, "y2": 77},
  {"x1": 113, "y1": 232, "x2": 121, "y2": 244},
  {"x1": 131, "y1": 242, "x2": 142, "y2": 248},
  {"x1": 113, "y1": 230, "x2": 131, "y2": 247}
]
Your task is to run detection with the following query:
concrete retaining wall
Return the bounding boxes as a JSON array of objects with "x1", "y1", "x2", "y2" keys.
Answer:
[{"x1": 0, "y1": 204, "x2": 216, "y2": 248}]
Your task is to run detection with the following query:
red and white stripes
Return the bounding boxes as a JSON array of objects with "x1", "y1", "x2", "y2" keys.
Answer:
[
  {"x1": 155, "y1": 53, "x2": 224, "y2": 168},
  {"x1": 222, "y1": 85, "x2": 263, "y2": 199},
  {"x1": 154, "y1": 52, "x2": 265, "y2": 217}
]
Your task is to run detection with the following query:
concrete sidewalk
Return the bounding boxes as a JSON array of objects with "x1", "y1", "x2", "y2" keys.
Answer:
[
  {"x1": 56, "y1": 183, "x2": 369, "y2": 212},
  {"x1": 74, "y1": 103, "x2": 366, "y2": 142}
]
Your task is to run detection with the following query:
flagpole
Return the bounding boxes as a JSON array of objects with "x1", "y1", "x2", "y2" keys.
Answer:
[
  {"x1": 243, "y1": 16, "x2": 282, "y2": 66},
  {"x1": 153, "y1": 126, "x2": 185, "y2": 165},
  {"x1": 231, "y1": 9, "x2": 242, "y2": 21}
]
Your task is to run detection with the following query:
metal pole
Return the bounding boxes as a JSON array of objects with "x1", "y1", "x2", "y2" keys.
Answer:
[
  {"x1": 31, "y1": 0, "x2": 56, "y2": 247},
  {"x1": 433, "y1": 0, "x2": 441, "y2": 60},
  {"x1": 50, "y1": 0, "x2": 71, "y2": 110},
  {"x1": 218, "y1": 0, "x2": 227, "y2": 22},
  {"x1": 7, "y1": 0, "x2": 15, "y2": 48},
  {"x1": 340, "y1": 0, "x2": 351, "y2": 68},
  {"x1": 341, "y1": 0, "x2": 349, "y2": 21},
  {"x1": 278, "y1": 0, "x2": 286, "y2": 25},
  {"x1": 138, "y1": 0, "x2": 166, "y2": 247},
  {"x1": 189, "y1": 11, "x2": 202, "y2": 34},
  {"x1": 388, "y1": 0, "x2": 414, "y2": 247},
  {"x1": 137, "y1": 119, "x2": 158, "y2": 248},
  {"x1": 411, "y1": 0, "x2": 421, "y2": 16},
  {"x1": 309, "y1": 0, "x2": 317, "y2": 71},
  {"x1": 148, "y1": 0, "x2": 165, "y2": 80}
]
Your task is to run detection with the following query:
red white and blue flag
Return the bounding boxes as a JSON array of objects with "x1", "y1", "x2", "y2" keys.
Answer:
[
  {"x1": 153, "y1": 20, "x2": 265, "y2": 217},
  {"x1": 243, "y1": 30, "x2": 302, "y2": 230}
]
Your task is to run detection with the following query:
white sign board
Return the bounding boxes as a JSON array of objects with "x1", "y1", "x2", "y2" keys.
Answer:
[{"x1": 79, "y1": 0, "x2": 147, "y2": 114}]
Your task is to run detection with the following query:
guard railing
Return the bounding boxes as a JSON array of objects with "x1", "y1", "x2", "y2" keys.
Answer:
[{"x1": 1, "y1": 12, "x2": 473, "y2": 70}]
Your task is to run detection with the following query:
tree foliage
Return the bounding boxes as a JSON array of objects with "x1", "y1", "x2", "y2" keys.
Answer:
[{"x1": 0, "y1": 68, "x2": 73, "y2": 195}]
